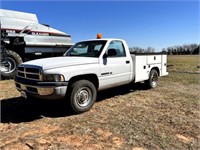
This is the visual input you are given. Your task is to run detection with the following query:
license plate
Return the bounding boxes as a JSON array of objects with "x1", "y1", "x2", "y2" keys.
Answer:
[{"x1": 21, "y1": 91, "x2": 27, "y2": 99}]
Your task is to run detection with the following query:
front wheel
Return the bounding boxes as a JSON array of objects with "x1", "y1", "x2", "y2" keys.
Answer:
[
  {"x1": 145, "y1": 69, "x2": 159, "y2": 89},
  {"x1": 69, "y1": 80, "x2": 97, "y2": 113}
]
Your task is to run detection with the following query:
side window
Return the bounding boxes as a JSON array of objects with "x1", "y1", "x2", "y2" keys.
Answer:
[{"x1": 107, "y1": 41, "x2": 126, "y2": 57}]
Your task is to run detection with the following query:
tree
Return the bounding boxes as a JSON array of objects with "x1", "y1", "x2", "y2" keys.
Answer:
[
  {"x1": 165, "y1": 43, "x2": 199, "y2": 55},
  {"x1": 146, "y1": 47, "x2": 155, "y2": 53},
  {"x1": 129, "y1": 47, "x2": 145, "y2": 53}
]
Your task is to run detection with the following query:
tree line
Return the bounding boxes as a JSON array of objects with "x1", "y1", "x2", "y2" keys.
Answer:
[
  {"x1": 129, "y1": 46, "x2": 155, "y2": 53},
  {"x1": 129, "y1": 43, "x2": 200, "y2": 55}
]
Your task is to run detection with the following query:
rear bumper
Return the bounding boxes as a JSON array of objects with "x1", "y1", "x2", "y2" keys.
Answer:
[
  {"x1": 161, "y1": 72, "x2": 169, "y2": 76},
  {"x1": 15, "y1": 77, "x2": 68, "y2": 100}
]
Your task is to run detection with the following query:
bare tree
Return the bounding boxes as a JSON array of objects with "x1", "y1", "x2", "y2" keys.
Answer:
[
  {"x1": 165, "y1": 44, "x2": 199, "y2": 55},
  {"x1": 129, "y1": 47, "x2": 145, "y2": 53}
]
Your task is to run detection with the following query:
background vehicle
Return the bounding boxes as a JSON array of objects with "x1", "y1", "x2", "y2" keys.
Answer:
[
  {"x1": 0, "y1": 9, "x2": 73, "y2": 78},
  {"x1": 15, "y1": 35, "x2": 168, "y2": 113}
]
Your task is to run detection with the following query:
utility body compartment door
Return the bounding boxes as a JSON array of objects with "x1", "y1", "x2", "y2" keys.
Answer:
[
  {"x1": 134, "y1": 55, "x2": 150, "y2": 82},
  {"x1": 147, "y1": 55, "x2": 161, "y2": 64},
  {"x1": 161, "y1": 54, "x2": 168, "y2": 76}
]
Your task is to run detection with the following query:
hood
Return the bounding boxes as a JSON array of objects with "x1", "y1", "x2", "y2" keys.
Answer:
[{"x1": 23, "y1": 57, "x2": 99, "y2": 70}]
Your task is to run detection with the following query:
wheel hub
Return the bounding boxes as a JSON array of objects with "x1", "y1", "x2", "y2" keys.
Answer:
[
  {"x1": 76, "y1": 89, "x2": 91, "y2": 107},
  {"x1": 0, "y1": 58, "x2": 16, "y2": 73},
  {"x1": 152, "y1": 73, "x2": 157, "y2": 86},
  {"x1": 79, "y1": 90, "x2": 89, "y2": 103}
]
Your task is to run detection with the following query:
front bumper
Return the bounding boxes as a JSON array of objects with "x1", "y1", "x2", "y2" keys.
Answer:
[{"x1": 15, "y1": 77, "x2": 68, "y2": 100}]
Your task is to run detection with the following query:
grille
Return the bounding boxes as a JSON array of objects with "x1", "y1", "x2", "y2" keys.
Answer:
[{"x1": 17, "y1": 65, "x2": 42, "y2": 81}]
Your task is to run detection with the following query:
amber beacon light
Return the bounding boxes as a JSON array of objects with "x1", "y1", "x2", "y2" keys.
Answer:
[{"x1": 97, "y1": 33, "x2": 102, "y2": 39}]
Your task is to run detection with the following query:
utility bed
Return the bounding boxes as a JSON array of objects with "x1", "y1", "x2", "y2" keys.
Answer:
[{"x1": 131, "y1": 53, "x2": 168, "y2": 82}]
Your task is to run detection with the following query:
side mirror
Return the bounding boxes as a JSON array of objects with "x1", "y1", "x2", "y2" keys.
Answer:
[{"x1": 103, "y1": 53, "x2": 107, "y2": 58}]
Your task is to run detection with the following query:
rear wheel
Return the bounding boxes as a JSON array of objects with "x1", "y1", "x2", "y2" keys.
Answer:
[
  {"x1": 145, "y1": 69, "x2": 159, "y2": 89},
  {"x1": 69, "y1": 80, "x2": 97, "y2": 113},
  {"x1": 1, "y1": 50, "x2": 23, "y2": 79}
]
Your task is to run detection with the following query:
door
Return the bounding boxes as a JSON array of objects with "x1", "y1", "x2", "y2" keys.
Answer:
[{"x1": 99, "y1": 40, "x2": 131, "y2": 90}]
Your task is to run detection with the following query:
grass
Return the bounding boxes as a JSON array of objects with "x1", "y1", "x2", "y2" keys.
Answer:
[
  {"x1": 166, "y1": 55, "x2": 200, "y2": 85},
  {"x1": 0, "y1": 55, "x2": 199, "y2": 149},
  {"x1": 167, "y1": 55, "x2": 200, "y2": 72},
  {"x1": 164, "y1": 72, "x2": 199, "y2": 85}
]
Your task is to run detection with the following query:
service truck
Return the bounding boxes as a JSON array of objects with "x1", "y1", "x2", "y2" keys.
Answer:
[
  {"x1": 15, "y1": 36, "x2": 168, "y2": 113},
  {"x1": 0, "y1": 9, "x2": 73, "y2": 78}
]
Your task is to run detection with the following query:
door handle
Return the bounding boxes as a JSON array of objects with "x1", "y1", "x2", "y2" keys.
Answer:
[{"x1": 126, "y1": 61, "x2": 130, "y2": 64}]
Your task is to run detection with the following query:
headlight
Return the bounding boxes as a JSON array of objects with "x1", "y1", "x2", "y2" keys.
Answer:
[
  {"x1": 43, "y1": 74, "x2": 65, "y2": 82},
  {"x1": 54, "y1": 74, "x2": 65, "y2": 82}
]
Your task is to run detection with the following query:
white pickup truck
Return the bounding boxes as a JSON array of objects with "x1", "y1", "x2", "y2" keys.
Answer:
[{"x1": 15, "y1": 37, "x2": 168, "y2": 113}]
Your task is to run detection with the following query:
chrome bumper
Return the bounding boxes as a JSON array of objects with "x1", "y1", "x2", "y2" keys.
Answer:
[
  {"x1": 15, "y1": 77, "x2": 68, "y2": 99},
  {"x1": 16, "y1": 82, "x2": 54, "y2": 96}
]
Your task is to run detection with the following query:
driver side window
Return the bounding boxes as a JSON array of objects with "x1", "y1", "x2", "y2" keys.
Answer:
[{"x1": 107, "y1": 41, "x2": 126, "y2": 57}]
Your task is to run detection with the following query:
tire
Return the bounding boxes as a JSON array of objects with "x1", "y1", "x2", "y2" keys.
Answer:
[
  {"x1": 145, "y1": 69, "x2": 159, "y2": 89},
  {"x1": 1, "y1": 50, "x2": 23, "y2": 79},
  {"x1": 69, "y1": 80, "x2": 97, "y2": 113}
]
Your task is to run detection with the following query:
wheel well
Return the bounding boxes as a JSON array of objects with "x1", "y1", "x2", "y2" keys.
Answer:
[
  {"x1": 68, "y1": 74, "x2": 99, "y2": 90},
  {"x1": 151, "y1": 67, "x2": 160, "y2": 76}
]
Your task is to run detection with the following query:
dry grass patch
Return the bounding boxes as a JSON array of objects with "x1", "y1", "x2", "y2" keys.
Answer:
[{"x1": 0, "y1": 80, "x2": 20, "y2": 100}]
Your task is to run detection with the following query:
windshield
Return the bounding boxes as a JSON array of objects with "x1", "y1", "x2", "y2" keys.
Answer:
[{"x1": 64, "y1": 40, "x2": 106, "y2": 57}]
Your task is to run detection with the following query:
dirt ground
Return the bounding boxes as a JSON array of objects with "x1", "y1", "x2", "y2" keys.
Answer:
[{"x1": 0, "y1": 55, "x2": 199, "y2": 150}]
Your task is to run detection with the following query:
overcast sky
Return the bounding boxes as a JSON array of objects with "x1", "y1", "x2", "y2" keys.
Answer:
[{"x1": 1, "y1": 0, "x2": 199, "y2": 51}]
